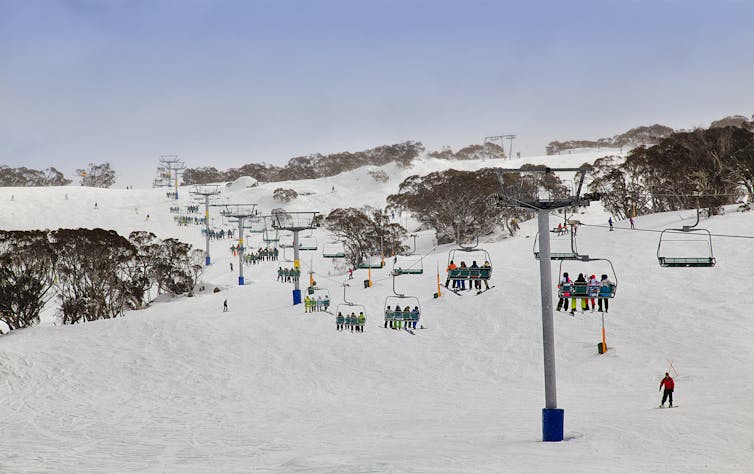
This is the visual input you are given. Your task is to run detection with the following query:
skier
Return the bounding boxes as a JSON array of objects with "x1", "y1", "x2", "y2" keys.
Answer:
[
  {"x1": 348, "y1": 268, "x2": 353, "y2": 280},
  {"x1": 223, "y1": 299, "x2": 228, "y2": 312},
  {"x1": 556, "y1": 272, "x2": 571, "y2": 311},
  {"x1": 608, "y1": 217, "x2": 614, "y2": 231},
  {"x1": 230, "y1": 262, "x2": 233, "y2": 272},
  {"x1": 304, "y1": 295, "x2": 311, "y2": 313},
  {"x1": 384, "y1": 306, "x2": 392, "y2": 328},
  {"x1": 336, "y1": 312, "x2": 344, "y2": 331},
  {"x1": 570, "y1": 273, "x2": 588, "y2": 315},
  {"x1": 316, "y1": 295, "x2": 323, "y2": 312},
  {"x1": 587, "y1": 274, "x2": 600, "y2": 311},
  {"x1": 411, "y1": 306, "x2": 420, "y2": 329},
  {"x1": 629, "y1": 216, "x2": 635, "y2": 229},
  {"x1": 598, "y1": 274, "x2": 614, "y2": 312},
  {"x1": 357, "y1": 312, "x2": 366, "y2": 333},
  {"x1": 659, "y1": 372, "x2": 675, "y2": 407}
]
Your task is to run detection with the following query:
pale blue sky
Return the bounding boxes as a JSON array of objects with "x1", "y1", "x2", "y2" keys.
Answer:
[{"x1": 2, "y1": 0, "x2": 753, "y2": 186}]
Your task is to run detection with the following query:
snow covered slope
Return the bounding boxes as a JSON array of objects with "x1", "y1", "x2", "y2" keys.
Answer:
[{"x1": 0, "y1": 151, "x2": 752, "y2": 473}]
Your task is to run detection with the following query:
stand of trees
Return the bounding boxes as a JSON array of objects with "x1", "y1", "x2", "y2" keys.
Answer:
[
  {"x1": 590, "y1": 126, "x2": 754, "y2": 219},
  {"x1": 183, "y1": 141, "x2": 425, "y2": 185},
  {"x1": 77, "y1": 163, "x2": 116, "y2": 188},
  {"x1": 324, "y1": 207, "x2": 407, "y2": 267},
  {"x1": 0, "y1": 229, "x2": 203, "y2": 331},
  {"x1": 386, "y1": 168, "x2": 568, "y2": 243},
  {"x1": 0, "y1": 166, "x2": 71, "y2": 186}
]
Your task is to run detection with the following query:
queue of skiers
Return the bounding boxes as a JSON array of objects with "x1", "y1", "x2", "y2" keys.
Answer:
[
  {"x1": 243, "y1": 247, "x2": 278, "y2": 263},
  {"x1": 174, "y1": 215, "x2": 206, "y2": 226},
  {"x1": 304, "y1": 295, "x2": 330, "y2": 312},
  {"x1": 336, "y1": 312, "x2": 366, "y2": 332},
  {"x1": 384, "y1": 305, "x2": 420, "y2": 330},
  {"x1": 556, "y1": 272, "x2": 614, "y2": 315}
]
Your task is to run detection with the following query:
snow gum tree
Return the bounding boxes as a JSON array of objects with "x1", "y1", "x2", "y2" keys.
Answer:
[
  {"x1": 0, "y1": 230, "x2": 57, "y2": 331},
  {"x1": 325, "y1": 207, "x2": 407, "y2": 267}
]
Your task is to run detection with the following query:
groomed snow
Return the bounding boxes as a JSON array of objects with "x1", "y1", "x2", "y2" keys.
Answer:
[{"x1": 0, "y1": 152, "x2": 752, "y2": 473}]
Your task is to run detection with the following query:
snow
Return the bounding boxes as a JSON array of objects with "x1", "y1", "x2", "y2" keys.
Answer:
[{"x1": 1, "y1": 151, "x2": 753, "y2": 473}]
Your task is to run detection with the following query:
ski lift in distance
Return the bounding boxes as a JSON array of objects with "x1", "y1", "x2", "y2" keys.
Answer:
[
  {"x1": 657, "y1": 209, "x2": 716, "y2": 267},
  {"x1": 307, "y1": 285, "x2": 331, "y2": 311},
  {"x1": 533, "y1": 228, "x2": 579, "y2": 260},
  {"x1": 383, "y1": 273, "x2": 422, "y2": 329}
]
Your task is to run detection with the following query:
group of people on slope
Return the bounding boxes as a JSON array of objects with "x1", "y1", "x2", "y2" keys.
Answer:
[
  {"x1": 336, "y1": 312, "x2": 366, "y2": 332},
  {"x1": 556, "y1": 272, "x2": 614, "y2": 315},
  {"x1": 445, "y1": 260, "x2": 491, "y2": 291},
  {"x1": 304, "y1": 295, "x2": 330, "y2": 312},
  {"x1": 384, "y1": 305, "x2": 420, "y2": 330}
]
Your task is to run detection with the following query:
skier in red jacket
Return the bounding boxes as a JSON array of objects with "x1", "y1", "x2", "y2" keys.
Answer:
[{"x1": 659, "y1": 372, "x2": 675, "y2": 407}]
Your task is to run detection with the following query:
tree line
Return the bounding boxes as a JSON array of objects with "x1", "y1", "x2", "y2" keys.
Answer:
[
  {"x1": 0, "y1": 229, "x2": 203, "y2": 332},
  {"x1": 589, "y1": 126, "x2": 754, "y2": 219},
  {"x1": 0, "y1": 163, "x2": 115, "y2": 188}
]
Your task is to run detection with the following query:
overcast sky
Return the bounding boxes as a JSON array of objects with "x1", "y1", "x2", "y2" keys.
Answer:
[{"x1": 2, "y1": 0, "x2": 753, "y2": 187}]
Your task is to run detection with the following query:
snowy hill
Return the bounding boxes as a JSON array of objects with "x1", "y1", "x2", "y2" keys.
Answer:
[{"x1": 1, "y1": 151, "x2": 753, "y2": 473}]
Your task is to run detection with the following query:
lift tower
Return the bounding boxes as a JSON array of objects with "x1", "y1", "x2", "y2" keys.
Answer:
[
  {"x1": 495, "y1": 166, "x2": 593, "y2": 443},
  {"x1": 190, "y1": 185, "x2": 221, "y2": 266},
  {"x1": 269, "y1": 211, "x2": 319, "y2": 305},
  {"x1": 159, "y1": 155, "x2": 186, "y2": 200},
  {"x1": 220, "y1": 204, "x2": 258, "y2": 285}
]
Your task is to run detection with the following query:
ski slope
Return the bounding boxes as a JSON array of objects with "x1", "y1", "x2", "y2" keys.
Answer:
[{"x1": 1, "y1": 151, "x2": 753, "y2": 473}]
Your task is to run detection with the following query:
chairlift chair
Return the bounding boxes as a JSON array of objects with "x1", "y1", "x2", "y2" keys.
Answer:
[
  {"x1": 383, "y1": 274, "x2": 422, "y2": 329},
  {"x1": 446, "y1": 238, "x2": 493, "y2": 286},
  {"x1": 556, "y1": 256, "x2": 618, "y2": 299},
  {"x1": 392, "y1": 255, "x2": 423, "y2": 275},
  {"x1": 357, "y1": 256, "x2": 384, "y2": 269},
  {"x1": 306, "y1": 286, "x2": 331, "y2": 310},
  {"x1": 335, "y1": 284, "x2": 367, "y2": 322},
  {"x1": 657, "y1": 209, "x2": 716, "y2": 268},
  {"x1": 298, "y1": 237, "x2": 318, "y2": 251},
  {"x1": 533, "y1": 231, "x2": 579, "y2": 260},
  {"x1": 323, "y1": 242, "x2": 346, "y2": 259},
  {"x1": 262, "y1": 228, "x2": 280, "y2": 243}
]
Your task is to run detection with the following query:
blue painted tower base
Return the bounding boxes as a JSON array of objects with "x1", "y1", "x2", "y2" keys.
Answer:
[
  {"x1": 292, "y1": 289, "x2": 302, "y2": 305},
  {"x1": 205, "y1": 255, "x2": 211, "y2": 266},
  {"x1": 238, "y1": 276, "x2": 244, "y2": 286},
  {"x1": 542, "y1": 408, "x2": 564, "y2": 442}
]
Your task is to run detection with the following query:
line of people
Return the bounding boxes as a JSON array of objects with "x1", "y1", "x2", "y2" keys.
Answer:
[
  {"x1": 556, "y1": 272, "x2": 614, "y2": 315},
  {"x1": 336, "y1": 312, "x2": 366, "y2": 332},
  {"x1": 304, "y1": 295, "x2": 330, "y2": 312},
  {"x1": 445, "y1": 260, "x2": 491, "y2": 291},
  {"x1": 277, "y1": 267, "x2": 301, "y2": 283},
  {"x1": 244, "y1": 247, "x2": 279, "y2": 264},
  {"x1": 384, "y1": 305, "x2": 420, "y2": 330},
  {"x1": 174, "y1": 215, "x2": 206, "y2": 226},
  {"x1": 201, "y1": 228, "x2": 235, "y2": 240}
]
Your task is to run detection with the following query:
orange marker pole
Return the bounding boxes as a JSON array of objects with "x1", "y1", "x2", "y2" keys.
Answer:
[
  {"x1": 601, "y1": 312, "x2": 608, "y2": 353},
  {"x1": 436, "y1": 263, "x2": 442, "y2": 297},
  {"x1": 368, "y1": 265, "x2": 372, "y2": 287}
]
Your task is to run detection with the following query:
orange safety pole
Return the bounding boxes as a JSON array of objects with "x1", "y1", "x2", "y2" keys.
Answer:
[
  {"x1": 601, "y1": 312, "x2": 608, "y2": 353},
  {"x1": 368, "y1": 265, "x2": 372, "y2": 287},
  {"x1": 436, "y1": 263, "x2": 442, "y2": 297}
]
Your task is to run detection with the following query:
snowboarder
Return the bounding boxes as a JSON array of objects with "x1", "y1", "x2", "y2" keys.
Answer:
[
  {"x1": 223, "y1": 299, "x2": 228, "y2": 312},
  {"x1": 608, "y1": 217, "x2": 614, "y2": 231},
  {"x1": 659, "y1": 372, "x2": 675, "y2": 407}
]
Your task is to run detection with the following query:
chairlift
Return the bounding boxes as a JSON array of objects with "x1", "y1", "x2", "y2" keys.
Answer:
[
  {"x1": 357, "y1": 255, "x2": 384, "y2": 269},
  {"x1": 306, "y1": 285, "x2": 331, "y2": 311},
  {"x1": 533, "y1": 230, "x2": 579, "y2": 260},
  {"x1": 298, "y1": 237, "x2": 318, "y2": 251},
  {"x1": 383, "y1": 274, "x2": 422, "y2": 330},
  {"x1": 323, "y1": 242, "x2": 346, "y2": 259},
  {"x1": 335, "y1": 284, "x2": 367, "y2": 322},
  {"x1": 281, "y1": 246, "x2": 293, "y2": 262},
  {"x1": 247, "y1": 219, "x2": 265, "y2": 233},
  {"x1": 657, "y1": 209, "x2": 716, "y2": 267},
  {"x1": 392, "y1": 255, "x2": 423, "y2": 275},
  {"x1": 556, "y1": 256, "x2": 618, "y2": 300},
  {"x1": 263, "y1": 228, "x2": 280, "y2": 243},
  {"x1": 446, "y1": 238, "x2": 492, "y2": 292}
]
